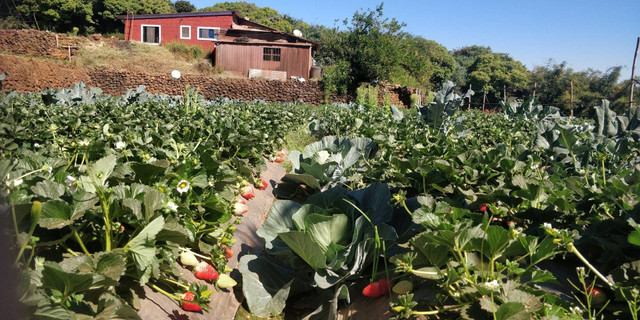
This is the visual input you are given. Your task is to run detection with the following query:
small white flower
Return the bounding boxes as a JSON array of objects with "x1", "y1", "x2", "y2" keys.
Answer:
[
  {"x1": 6, "y1": 178, "x2": 23, "y2": 187},
  {"x1": 530, "y1": 163, "x2": 539, "y2": 170},
  {"x1": 570, "y1": 306, "x2": 582, "y2": 314},
  {"x1": 452, "y1": 292, "x2": 460, "y2": 298},
  {"x1": 543, "y1": 222, "x2": 553, "y2": 229},
  {"x1": 115, "y1": 141, "x2": 126, "y2": 149},
  {"x1": 208, "y1": 181, "x2": 214, "y2": 187},
  {"x1": 65, "y1": 175, "x2": 76, "y2": 186},
  {"x1": 166, "y1": 201, "x2": 178, "y2": 212},
  {"x1": 576, "y1": 266, "x2": 585, "y2": 273},
  {"x1": 483, "y1": 280, "x2": 500, "y2": 291},
  {"x1": 34, "y1": 143, "x2": 41, "y2": 148},
  {"x1": 176, "y1": 180, "x2": 190, "y2": 194},
  {"x1": 78, "y1": 140, "x2": 89, "y2": 147},
  {"x1": 512, "y1": 227, "x2": 523, "y2": 237}
]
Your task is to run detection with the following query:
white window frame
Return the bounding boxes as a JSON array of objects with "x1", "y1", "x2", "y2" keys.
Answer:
[
  {"x1": 140, "y1": 24, "x2": 161, "y2": 45},
  {"x1": 180, "y1": 25, "x2": 191, "y2": 40},
  {"x1": 197, "y1": 27, "x2": 220, "y2": 41}
]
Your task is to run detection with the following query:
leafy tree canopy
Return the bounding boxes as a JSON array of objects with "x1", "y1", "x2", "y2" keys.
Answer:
[
  {"x1": 16, "y1": 0, "x2": 94, "y2": 33},
  {"x1": 200, "y1": 1, "x2": 294, "y2": 32},
  {"x1": 467, "y1": 52, "x2": 529, "y2": 101},
  {"x1": 93, "y1": 0, "x2": 175, "y2": 33},
  {"x1": 527, "y1": 61, "x2": 631, "y2": 115},
  {"x1": 450, "y1": 45, "x2": 492, "y2": 87},
  {"x1": 174, "y1": 0, "x2": 196, "y2": 13}
]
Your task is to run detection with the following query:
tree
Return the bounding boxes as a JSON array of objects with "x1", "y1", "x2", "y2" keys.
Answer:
[
  {"x1": 174, "y1": 0, "x2": 196, "y2": 13},
  {"x1": 16, "y1": 0, "x2": 94, "y2": 33},
  {"x1": 337, "y1": 3, "x2": 405, "y2": 87},
  {"x1": 93, "y1": 0, "x2": 175, "y2": 33},
  {"x1": 200, "y1": 1, "x2": 293, "y2": 32},
  {"x1": 450, "y1": 45, "x2": 492, "y2": 86},
  {"x1": 467, "y1": 53, "x2": 529, "y2": 103},
  {"x1": 527, "y1": 62, "x2": 627, "y2": 116},
  {"x1": 397, "y1": 35, "x2": 454, "y2": 90}
]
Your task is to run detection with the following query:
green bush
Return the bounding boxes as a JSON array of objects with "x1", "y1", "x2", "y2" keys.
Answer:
[
  {"x1": 165, "y1": 41, "x2": 205, "y2": 61},
  {"x1": 322, "y1": 60, "x2": 352, "y2": 103},
  {"x1": 383, "y1": 91, "x2": 392, "y2": 107},
  {"x1": 356, "y1": 84, "x2": 378, "y2": 109}
]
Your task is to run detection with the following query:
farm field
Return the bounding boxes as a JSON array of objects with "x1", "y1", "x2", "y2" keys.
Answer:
[{"x1": 1, "y1": 81, "x2": 639, "y2": 320}]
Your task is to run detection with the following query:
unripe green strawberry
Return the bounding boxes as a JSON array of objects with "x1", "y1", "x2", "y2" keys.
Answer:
[
  {"x1": 180, "y1": 251, "x2": 199, "y2": 267},
  {"x1": 392, "y1": 280, "x2": 413, "y2": 294},
  {"x1": 216, "y1": 273, "x2": 237, "y2": 288},
  {"x1": 31, "y1": 201, "x2": 42, "y2": 222}
]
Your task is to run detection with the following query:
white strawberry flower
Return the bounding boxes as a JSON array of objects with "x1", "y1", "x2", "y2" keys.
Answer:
[
  {"x1": 65, "y1": 175, "x2": 76, "y2": 186},
  {"x1": 115, "y1": 141, "x2": 126, "y2": 149},
  {"x1": 6, "y1": 178, "x2": 23, "y2": 188},
  {"x1": 483, "y1": 280, "x2": 500, "y2": 291},
  {"x1": 176, "y1": 180, "x2": 190, "y2": 194},
  {"x1": 166, "y1": 201, "x2": 178, "y2": 212}
]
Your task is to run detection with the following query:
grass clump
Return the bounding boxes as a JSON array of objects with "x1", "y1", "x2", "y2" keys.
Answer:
[{"x1": 164, "y1": 41, "x2": 205, "y2": 61}]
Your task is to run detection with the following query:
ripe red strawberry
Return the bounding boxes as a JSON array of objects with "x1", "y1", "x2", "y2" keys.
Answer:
[
  {"x1": 362, "y1": 282, "x2": 382, "y2": 297},
  {"x1": 223, "y1": 246, "x2": 233, "y2": 259},
  {"x1": 274, "y1": 156, "x2": 284, "y2": 163},
  {"x1": 507, "y1": 221, "x2": 516, "y2": 228},
  {"x1": 378, "y1": 278, "x2": 391, "y2": 294},
  {"x1": 588, "y1": 286, "x2": 608, "y2": 306},
  {"x1": 241, "y1": 185, "x2": 255, "y2": 200},
  {"x1": 194, "y1": 261, "x2": 219, "y2": 280},
  {"x1": 479, "y1": 204, "x2": 487, "y2": 212},
  {"x1": 258, "y1": 178, "x2": 268, "y2": 190},
  {"x1": 181, "y1": 291, "x2": 202, "y2": 312}
]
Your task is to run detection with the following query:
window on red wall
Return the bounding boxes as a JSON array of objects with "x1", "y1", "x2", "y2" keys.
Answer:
[
  {"x1": 197, "y1": 27, "x2": 219, "y2": 40},
  {"x1": 180, "y1": 26, "x2": 191, "y2": 39},
  {"x1": 263, "y1": 48, "x2": 281, "y2": 61}
]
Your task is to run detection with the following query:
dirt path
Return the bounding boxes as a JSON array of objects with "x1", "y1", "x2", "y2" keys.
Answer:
[{"x1": 137, "y1": 161, "x2": 286, "y2": 320}]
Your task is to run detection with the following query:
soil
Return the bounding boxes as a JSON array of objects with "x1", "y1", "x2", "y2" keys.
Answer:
[{"x1": 0, "y1": 54, "x2": 91, "y2": 92}]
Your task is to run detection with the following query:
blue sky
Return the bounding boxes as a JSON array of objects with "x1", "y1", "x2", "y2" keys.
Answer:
[{"x1": 191, "y1": 0, "x2": 640, "y2": 73}]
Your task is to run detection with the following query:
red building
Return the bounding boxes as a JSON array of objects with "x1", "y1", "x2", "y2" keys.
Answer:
[{"x1": 119, "y1": 11, "x2": 317, "y2": 79}]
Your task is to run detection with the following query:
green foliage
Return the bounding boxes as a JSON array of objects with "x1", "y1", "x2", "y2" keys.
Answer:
[
  {"x1": 450, "y1": 45, "x2": 493, "y2": 87},
  {"x1": 528, "y1": 61, "x2": 632, "y2": 116},
  {"x1": 200, "y1": 1, "x2": 293, "y2": 32},
  {"x1": 0, "y1": 84, "x2": 319, "y2": 318},
  {"x1": 467, "y1": 53, "x2": 529, "y2": 103},
  {"x1": 341, "y1": 4, "x2": 405, "y2": 87},
  {"x1": 356, "y1": 84, "x2": 379, "y2": 109},
  {"x1": 173, "y1": 0, "x2": 196, "y2": 13},
  {"x1": 396, "y1": 35, "x2": 455, "y2": 91},
  {"x1": 319, "y1": 4, "x2": 453, "y2": 92},
  {"x1": 17, "y1": 0, "x2": 94, "y2": 33},
  {"x1": 383, "y1": 91, "x2": 392, "y2": 107},
  {"x1": 241, "y1": 183, "x2": 405, "y2": 318},
  {"x1": 164, "y1": 41, "x2": 205, "y2": 61},
  {"x1": 322, "y1": 60, "x2": 352, "y2": 102},
  {"x1": 93, "y1": 0, "x2": 175, "y2": 33}
]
